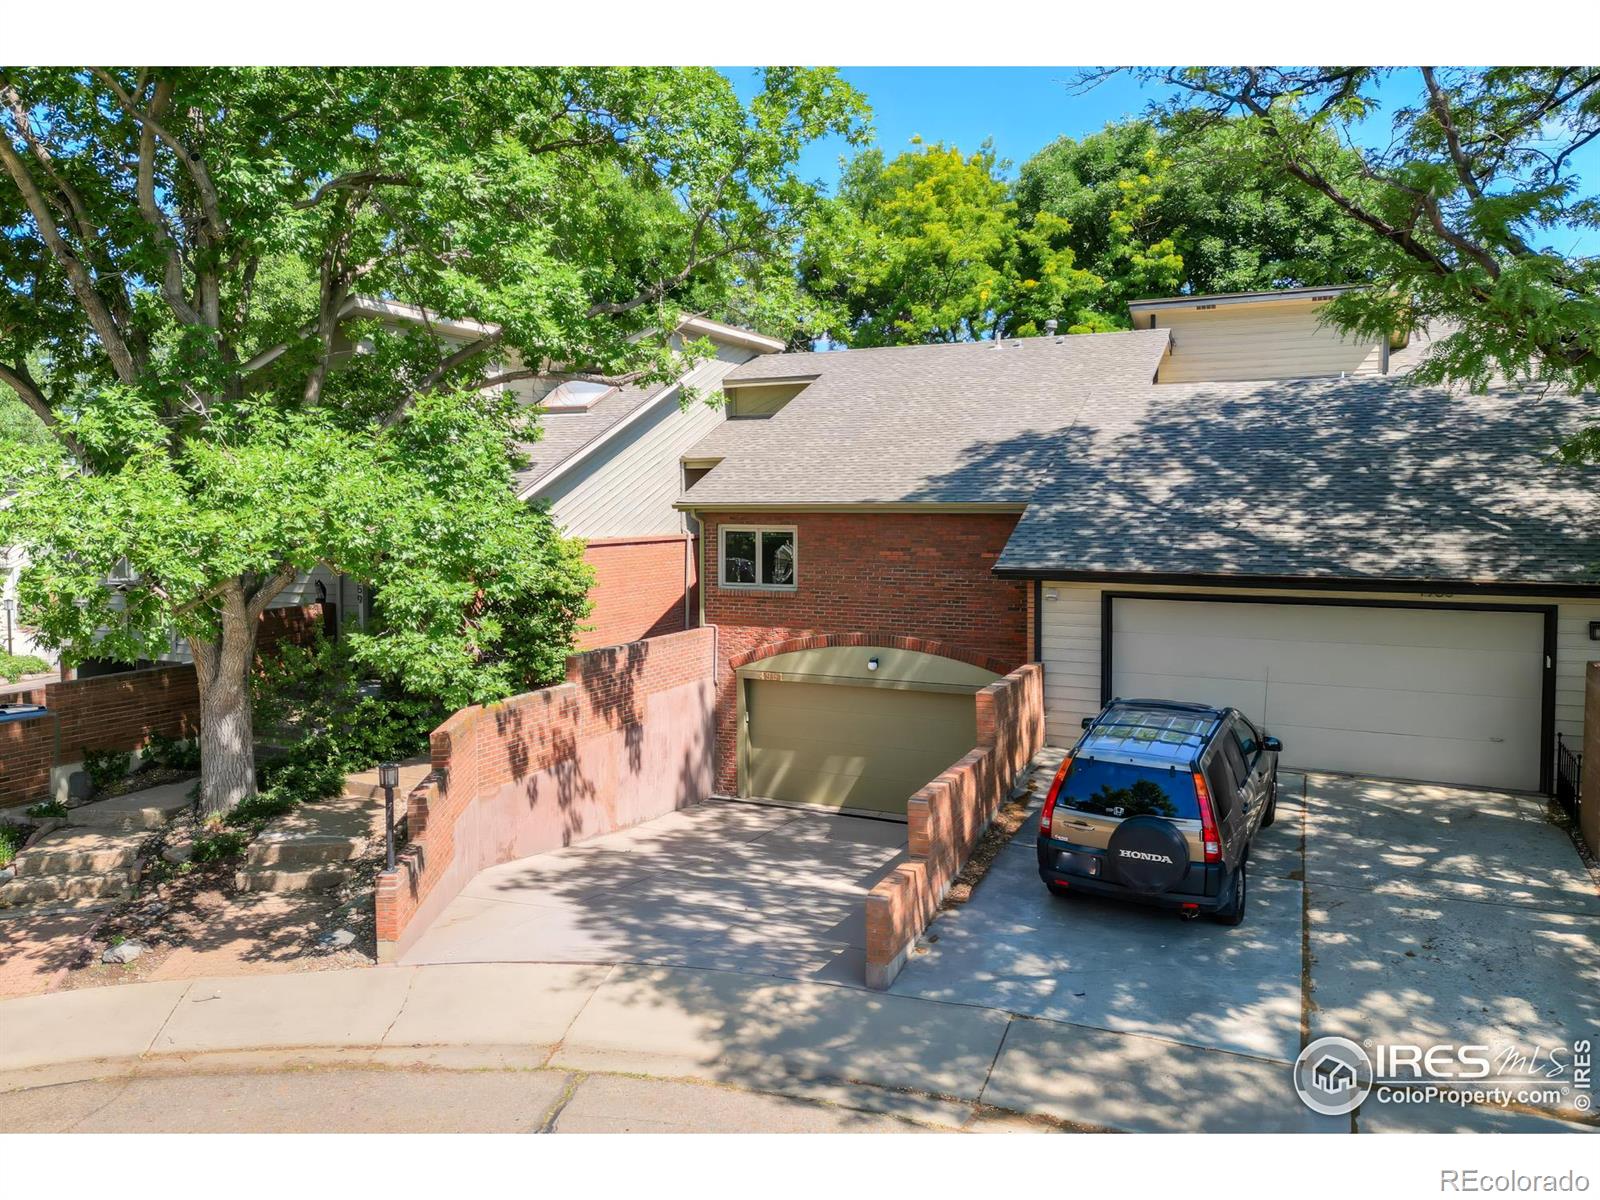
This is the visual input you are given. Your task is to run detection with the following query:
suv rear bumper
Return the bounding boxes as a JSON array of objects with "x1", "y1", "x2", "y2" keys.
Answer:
[{"x1": 1037, "y1": 835, "x2": 1227, "y2": 911}]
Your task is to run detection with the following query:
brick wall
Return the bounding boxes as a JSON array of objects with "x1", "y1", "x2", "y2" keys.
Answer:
[
  {"x1": 700, "y1": 510, "x2": 1029, "y2": 794},
  {"x1": 864, "y1": 662, "x2": 1045, "y2": 989},
  {"x1": 579, "y1": 534, "x2": 695, "y2": 651},
  {"x1": 0, "y1": 603, "x2": 322, "y2": 810},
  {"x1": 374, "y1": 626, "x2": 717, "y2": 961}
]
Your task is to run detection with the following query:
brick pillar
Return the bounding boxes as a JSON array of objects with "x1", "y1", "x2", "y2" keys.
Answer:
[{"x1": 1582, "y1": 663, "x2": 1600, "y2": 856}]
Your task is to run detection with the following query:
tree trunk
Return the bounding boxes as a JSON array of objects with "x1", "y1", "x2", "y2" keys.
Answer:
[{"x1": 191, "y1": 585, "x2": 261, "y2": 819}]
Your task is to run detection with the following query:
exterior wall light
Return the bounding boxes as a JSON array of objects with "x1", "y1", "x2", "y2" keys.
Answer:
[{"x1": 867, "y1": 657, "x2": 880, "y2": 671}]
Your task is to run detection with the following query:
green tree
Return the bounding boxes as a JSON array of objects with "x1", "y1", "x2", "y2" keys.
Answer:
[
  {"x1": 0, "y1": 66, "x2": 866, "y2": 816},
  {"x1": 801, "y1": 140, "x2": 1099, "y2": 345},
  {"x1": 1013, "y1": 117, "x2": 1358, "y2": 327},
  {"x1": 1119, "y1": 67, "x2": 1600, "y2": 392}
]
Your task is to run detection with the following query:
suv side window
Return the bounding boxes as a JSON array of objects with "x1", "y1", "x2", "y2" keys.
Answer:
[
  {"x1": 1204, "y1": 748, "x2": 1237, "y2": 821},
  {"x1": 1230, "y1": 725, "x2": 1258, "y2": 772},
  {"x1": 1220, "y1": 728, "x2": 1251, "y2": 789}
]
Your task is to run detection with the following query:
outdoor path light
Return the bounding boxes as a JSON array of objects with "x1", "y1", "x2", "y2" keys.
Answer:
[{"x1": 379, "y1": 761, "x2": 399, "y2": 871}]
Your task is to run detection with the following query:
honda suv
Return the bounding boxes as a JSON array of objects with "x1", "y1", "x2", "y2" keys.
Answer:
[{"x1": 1036, "y1": 699, "x2": 1282, "y2": 926}]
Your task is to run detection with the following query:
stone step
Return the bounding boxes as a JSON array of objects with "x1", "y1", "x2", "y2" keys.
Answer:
[
  {"x1": 68, "y1": 780, "x2": 193, "y2": 832},
  {"x1": 234, "y1": 865, "x2": 352, "y2": 894},
  {"x1": 244, "y1": 834, "x2": 367, "y2": 868},
  {"x1": 342, "y1": 758, "x2": 432, "y2": 802},
  {"x1": 12, "y1": 827, "x2": 145, "y2": 876},
  {"x1": 0, "y1": 868, "x2": 134, "y2": 908}
]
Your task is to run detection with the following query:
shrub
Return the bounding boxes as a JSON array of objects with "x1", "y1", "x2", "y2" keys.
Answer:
[
  {"x1": 223, "y1": 789, "x2": 300, "y2": 830},
  {"x1": 25, "y1": 799, "x2": 68, "y2": 820},
  {"x1": 252, "y1": 632, "x2": 444, "y2": 812},
  {"x1": 143, "y1": 730, "x2": 201, "y2": 772},
  {"x1": 0, "y1": 823, "x2": 26, "y2": 868},
  {"x1": 0, "y1": 652, "x2": 49, "y2": 683},
  {"x1": 191, "y1": 827, "x2": 249, "y2": 863},
  {"x1": 81, "y1": 748, "x2": 131, "y2": 794}
]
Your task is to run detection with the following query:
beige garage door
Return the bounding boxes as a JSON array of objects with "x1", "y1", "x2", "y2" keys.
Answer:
[
  {"x1": 744, "y1": 680, "x2": 978, "y2": 814},
  {"x1": 1110, "y1": 598, "x2": 1547, "y2": 791}
]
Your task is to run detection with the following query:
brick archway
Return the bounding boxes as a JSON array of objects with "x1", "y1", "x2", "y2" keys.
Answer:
[{"x1": 729, "y1": 631, "x2": 1015, "y2": 677}]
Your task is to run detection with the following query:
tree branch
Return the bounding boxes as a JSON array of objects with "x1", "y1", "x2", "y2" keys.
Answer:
[
  {"x1": 0, "y1": 360, "x2": 86, "y2": 462},
  {"x1": 294, "y1": 168, "x2": 413, "y2": 210},
  {"x1": 91, "y1": 68, "x2": 227, "y2": 243},
  {"x1": 245, "y1": 565, "x2": 299, "y2": 622},
  {"x1": 131, "y1": 78, "x2": 206, "y2": 327},
  {"x1": 0, "y1": 120, "x2": 139, "y2": 383},
  {"x1": 377, "y1": 330, "x2": 505, "y2": 428}
]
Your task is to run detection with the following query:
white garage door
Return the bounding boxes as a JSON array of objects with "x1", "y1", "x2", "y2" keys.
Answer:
[{"x1": 1109, "y1": 598, "x2": 1547, "y2": 791}]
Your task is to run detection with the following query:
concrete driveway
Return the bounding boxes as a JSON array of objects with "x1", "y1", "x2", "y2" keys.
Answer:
[
  {"x1": 400, "y1": 800, "x2": 904, "y2": 984},
  {"x1": 890, "y1": 768, "x2": 1600, "y2": 1127}
]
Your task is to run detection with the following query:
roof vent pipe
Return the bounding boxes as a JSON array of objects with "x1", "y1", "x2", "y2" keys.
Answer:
[{"x1": 1044, "y1": 318, "x2": 1059, "y2": 337}]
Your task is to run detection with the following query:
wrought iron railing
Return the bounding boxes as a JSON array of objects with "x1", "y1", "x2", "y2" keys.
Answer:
[{"x1": 1555, "y1": 733, "x2": 1582, "y2": 824}]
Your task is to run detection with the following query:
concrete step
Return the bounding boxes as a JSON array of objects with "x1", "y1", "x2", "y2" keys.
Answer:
[
  {"x1": 244, "y1": 834, "x2": 367, "y2": 868},
  {"x1": 234, "y1": 865, "x2": 352, "y2": 894},
  {"x1": 68, "y1": 780, "x2": 193, "y2": 832},
  {"x1": 12, "y1": 827, "x2": 145, "y2": 876},
  {"x1": 0, "y1": 868, "x2": 133, "y2": 908},
  {"x1": 342, "y1": 758, "x2": 432, "y2": 802}
]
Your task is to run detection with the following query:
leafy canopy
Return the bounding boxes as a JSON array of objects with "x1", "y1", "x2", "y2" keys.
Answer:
[
  {"x1": 0, "y1": 66, "x2": 867, "y2": 690},
  {"x1": 799, "y1": 140, "x2": 1099, "y2": 345},
  {"x1": 1117, "y1": 67, "x2": 1600, "y2": 392}
]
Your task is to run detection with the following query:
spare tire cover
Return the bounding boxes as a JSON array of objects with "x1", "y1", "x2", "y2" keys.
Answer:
[{"x1": 1106, "y1": 816, "x2": 1191, "y2": 894}]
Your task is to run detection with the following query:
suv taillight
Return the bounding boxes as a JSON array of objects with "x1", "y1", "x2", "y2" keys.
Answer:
[
  {"x1": 1192, "y1": 771, "x2": 1221, "y2": 863},
  {"x1": 1039, "y1": 755, "x2": 1073, "y2": 838}
]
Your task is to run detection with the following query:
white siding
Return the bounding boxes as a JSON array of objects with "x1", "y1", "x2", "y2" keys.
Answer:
[
  {"x1": 1151, "y1": 301, "x2": 1383, "y2": 384},
  {"x1": 1040, "y1": 580, "x2": 1600, "y2": 785},
  {"x1": 535, "y1": 347, "x2": 754, "y2": 539}
]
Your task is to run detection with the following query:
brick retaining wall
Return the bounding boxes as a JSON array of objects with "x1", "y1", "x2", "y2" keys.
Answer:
[
  {"x1": 864, "y1": 662, "x2": 1045, "y2": 989},
  {"x1": 374, "y1": 626, "x2": 717, "y2": 961},
  {"x1": 0, "y1": 604, "x2": 322, "y2": 810}
]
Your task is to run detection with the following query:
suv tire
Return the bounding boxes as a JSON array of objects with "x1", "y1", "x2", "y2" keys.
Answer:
[
  {"x1": 1259, "y1": 780, "x2": 1279, "y2": 829},
  {"x1": 1213, "y1": 862, "x2": 1248, "y2": 926}
]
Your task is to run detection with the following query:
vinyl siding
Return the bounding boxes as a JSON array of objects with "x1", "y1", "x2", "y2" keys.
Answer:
[
  {"x1": 1039, "y1": 580, "x2": 1600, "y2": 783},
  {"x1": 535, "y1": 346, "x2": 755, "y2": 539},
  {"x1": 1151, "y1": 301, "x2": 1383, "y2": 384}
]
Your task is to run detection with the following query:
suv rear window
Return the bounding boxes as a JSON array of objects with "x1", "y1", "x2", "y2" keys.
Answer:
[{"x1": 1060, "y1": 760, "x2": 1200, "y2": 820}]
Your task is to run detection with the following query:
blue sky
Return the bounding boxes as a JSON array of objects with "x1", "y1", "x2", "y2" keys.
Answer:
[{"x1": 722, "y1": 67, "x2": 1600, "y2": 257}]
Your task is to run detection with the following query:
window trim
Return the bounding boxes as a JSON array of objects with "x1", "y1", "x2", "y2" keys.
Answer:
[{"x1": 718, "y1": 524, "x2": 798, "y2": 591}]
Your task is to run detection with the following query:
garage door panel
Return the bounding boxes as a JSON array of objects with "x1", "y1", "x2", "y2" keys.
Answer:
[
  {"x1": 745, "y1": 679, "x2": 977, "y2": 814},
  {"x1": 1268, "y1": 724, "x2": 1537, "y2": 792},
  {"x1": 753, "y1": 694, "x2": 971, "y2": 754},
  {"x1": 1117, "y1": 598, "x2": 1542, "y2": 652},
  {"x1": 1113, "y1": 670, "x2": 1269, "y2": 726},
  {"x1": 1106, "y1": 598, "x2": 1545, "y2": 791},
  {"x1": 1266, "y1": 680, "x2": 1543, "y2": 744},
  {"x1": 1262, "y1": 641, "x2": 1544, "y2": 697}
]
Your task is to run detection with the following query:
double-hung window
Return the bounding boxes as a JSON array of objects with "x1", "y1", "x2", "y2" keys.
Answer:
[{"x1": 719, "y1": 525, "x2": 797, "y2": 590}]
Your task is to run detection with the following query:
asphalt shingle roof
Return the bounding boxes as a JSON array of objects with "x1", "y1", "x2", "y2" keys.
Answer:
[
  {"x1": 514, "y1": 383, "x2": 663, "y2": 494},
  {"x1": 680, "y1": 330, "x2": 1173, "y2": 505},
  {"x1": 996, "y1": 373, "x2": 1600, "y2": 587}
]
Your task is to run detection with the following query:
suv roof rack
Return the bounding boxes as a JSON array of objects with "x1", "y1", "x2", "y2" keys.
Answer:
[
  {"x1": 1108, "y1": 697, "x2": 1226, "y2": 717},
  {"x1": 1080, "y1": 700, "x2": 1227, "y2": 769}
]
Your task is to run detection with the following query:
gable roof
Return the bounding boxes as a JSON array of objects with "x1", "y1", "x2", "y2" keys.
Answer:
[
  {"x1": 678, "y1": 329, "x2": 1173, "y2": 507},
  {"x1": 995, "y1": 372, "x2": 1600, "y2": 590}
]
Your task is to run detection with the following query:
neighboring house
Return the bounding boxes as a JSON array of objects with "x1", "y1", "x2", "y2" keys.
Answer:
[
  {"x1": 152, "y1": 301, "x2": 784, "y2": 662},
  {"x1": 677, "y1": 286, "x2": 1600, "y2": 814},
  {"x1": 512, "y1": 315, "x2": 785, "y2": 648},
  {"x1": 1, "y1": 540, "x2": 53, "y2": 666}
]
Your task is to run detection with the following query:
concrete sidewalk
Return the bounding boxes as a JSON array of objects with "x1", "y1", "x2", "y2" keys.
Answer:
[{"x1": 4, "y1": 960, "x2": 1585, "y2": 1133}]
